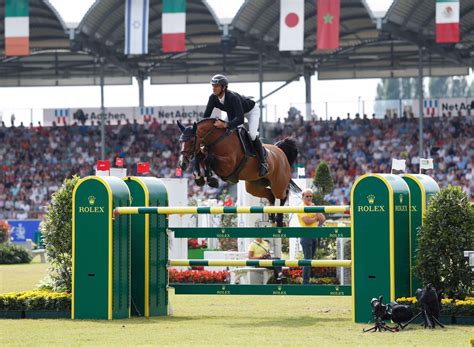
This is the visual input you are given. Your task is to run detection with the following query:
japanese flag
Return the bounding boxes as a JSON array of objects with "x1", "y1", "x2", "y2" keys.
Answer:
[{"x1": 279, "y1": 0, "x2": 304, "y2": 51}]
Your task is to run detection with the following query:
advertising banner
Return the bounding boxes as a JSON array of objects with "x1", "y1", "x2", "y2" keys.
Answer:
[
  {"x1": 43, "y1": 105, "x2": 220, "y2": 126},
  {"x1": 9, "y1": 219, "x2": 41, "y2": 242}
]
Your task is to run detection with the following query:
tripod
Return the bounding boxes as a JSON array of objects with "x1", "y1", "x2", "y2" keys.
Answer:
[
  {"x1": 399, "y1": 309, "x2": 445, "y2": 330},
  {"x1": 363, "y1": 317, "x2": 399, "y2": 333}
]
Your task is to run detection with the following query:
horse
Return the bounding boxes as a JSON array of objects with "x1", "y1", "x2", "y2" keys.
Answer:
[{"x1": 177, "y1": 118, "x2": 301, "y2": 226}]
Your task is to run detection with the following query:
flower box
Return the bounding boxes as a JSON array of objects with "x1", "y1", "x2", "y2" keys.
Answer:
[
  {"x1": 24, "y1": 310, "x2": 70, "y2": 319},
  {"x1": 0, "y1": 310, "x2": 24, "y2": 319},
  {"x1": 0, "y1": 310, "x2": 70, "y2": 319}
]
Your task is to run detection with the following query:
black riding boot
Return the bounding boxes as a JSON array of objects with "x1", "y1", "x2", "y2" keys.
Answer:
[{"x1": 253, "y1": 137, "x2": 268, "y2": 177}]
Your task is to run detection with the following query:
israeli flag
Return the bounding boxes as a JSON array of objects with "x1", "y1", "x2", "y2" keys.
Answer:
[{"x1": 124, "y1": 0, "x2": 149, "y2": 55}]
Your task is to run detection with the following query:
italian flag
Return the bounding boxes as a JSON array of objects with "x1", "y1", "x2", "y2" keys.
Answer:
[
  {"x1": 4, "y1": 0, "x2": 29, "y2": 56},
  {"x1": 162, "y1": 0, "x2": 186, "y2": 52},
  {"x1": 436, "y1": 0, "x2": 460, "y2": 43}
]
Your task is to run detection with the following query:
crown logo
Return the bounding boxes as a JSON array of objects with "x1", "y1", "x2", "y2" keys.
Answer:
[
  {"x1": 88, "y1": 196, "x2": 96, "y2": 205},
  {"x1": 367, "y1": 195, "x2": 375, "y2": 204},
  {"x1": 222, "y1": 286, "x2": 226, "y2": 290},
  {"x1": 399, "y1": 194, "x2": 403, "y2": 203},
  {"x1": 278, "y1": 286, "x2": 282, "y2": 291},
  {"x1": 335, "y1": 286, "x2": 339, "y2": 291}
]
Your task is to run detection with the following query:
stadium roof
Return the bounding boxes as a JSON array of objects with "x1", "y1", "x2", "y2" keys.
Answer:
[
  {"x1": 0, "y1": 0, "x2": 472, "y2": 88},
  {"x1": 0, "y1": 0, "x2": 132, "y2": 87},
  {"x1": 382, "y1": 0, "x2": 473, "y2": 70}
]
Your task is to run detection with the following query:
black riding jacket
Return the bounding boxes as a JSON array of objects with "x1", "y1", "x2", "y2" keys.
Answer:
[{"x1": 203, "y1": 90, "x2": 256, "y2": 129}]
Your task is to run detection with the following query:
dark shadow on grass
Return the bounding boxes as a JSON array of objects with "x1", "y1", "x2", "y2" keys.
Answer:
[{"x1": 226, "y1": 316, "x2": 352, "y2": 328}]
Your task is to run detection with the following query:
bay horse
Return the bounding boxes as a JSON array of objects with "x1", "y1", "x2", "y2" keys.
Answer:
[{"x1": 177, "y1": 118, "x2": 301, "y2": 226}]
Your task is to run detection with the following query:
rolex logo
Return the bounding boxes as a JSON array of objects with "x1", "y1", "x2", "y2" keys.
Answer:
[
  {"x1": 367, "y1": 195, "x2": 375, "y2": 204},
  {"x1": 88, "y1": 196, "x2": 96, "y2": 205},
  {"x1": 399, "y1": 194, "x2": 403, "y2": 203}
]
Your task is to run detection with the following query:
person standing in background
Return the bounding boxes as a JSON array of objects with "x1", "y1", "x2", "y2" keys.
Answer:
[{"x1": 298, "y1": 188, "x2": 326, "y2": 285}]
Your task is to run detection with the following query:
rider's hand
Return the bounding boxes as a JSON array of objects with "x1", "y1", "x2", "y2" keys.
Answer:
[{"x1": 214, "y1": 120, "x2": 227, "y2": 129}]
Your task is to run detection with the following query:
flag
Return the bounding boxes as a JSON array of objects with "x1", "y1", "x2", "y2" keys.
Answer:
[
  {"x1": 175, "y1": 167, "x2": 182, "y2": 177},
  {"x1": 436, "y1": 0, "x2": 460, "y2": 43},
  {"x1": 391, "y1": 159, "x2": 406, "y2": 172},
  {"x1": 297, "y1": 166, "x2": 305, "y2": 177},
  {"x1": 115, "y1": 157, "x2": 124, "y2": 167},
  {"x1": 137, "y1": 162, "x2": 150, "y2": 174},
  {"x1": 124, "y1": 0, "x2": 149, "y2": 55},
  {"x1": 279, "y1": 0, "x2": 304, "y2": 51},
  {"x1": 317, "y1": 0, "x2": 340, "y2": 50},
  {"x1": 162, "y1": 0, "x2": 186, "y2": 52},
  {"x1": 5, "y1": 0, "x2": 29, "y2": 56},
  {"x1": 420, "y1": 158, "x2": 434, "y2": 170},
  {"x1": 97, "y1": 160, "x2": 111, "y2": 171}
]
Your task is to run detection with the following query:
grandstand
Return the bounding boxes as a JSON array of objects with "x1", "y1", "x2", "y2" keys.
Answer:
[{"x1": 0, "y1": 0, "x2": 473, "y2": 223}]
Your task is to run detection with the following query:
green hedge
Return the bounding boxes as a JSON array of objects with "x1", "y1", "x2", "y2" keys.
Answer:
[
  {"x1": 0, "y1": 290, "x2": 71, "y2": 311},
  {"x1": 0, "y1": 243, "x2": 31, "y2": 264}
]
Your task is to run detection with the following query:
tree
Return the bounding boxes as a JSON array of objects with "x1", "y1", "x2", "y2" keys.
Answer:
[
  {"x1": 312, "y1": 161, "x2": 334, "y2": 205},
  {"x1": 414, "y1": 186, "x2": 474, "y2": 299},
  {"x1": 40, "y1": 176, "x2": 79, "y2": 291}
]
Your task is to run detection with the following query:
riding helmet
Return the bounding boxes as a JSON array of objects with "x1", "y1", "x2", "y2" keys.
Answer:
[{"x1": 210, "y1": 74, "x2": 229, "y2": 86}]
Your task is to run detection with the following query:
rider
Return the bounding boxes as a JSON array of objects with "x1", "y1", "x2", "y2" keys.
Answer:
[{"x1": 202, "y1": 74, "x2": 268, "y2": 177}]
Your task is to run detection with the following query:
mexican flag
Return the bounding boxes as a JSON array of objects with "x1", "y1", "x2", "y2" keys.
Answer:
[
  {"x1": 436, "y1": 0, "x2": 460, "y2": 43},
  {"x1": 162, "y1": 0, "x2": 186, "y2": 52},
  {"x1": 317, "y1": 0, "x2": 340, "y2": 50},
  {"x1": 4, "y1": 0, "x2": 29, "y2": 56}
]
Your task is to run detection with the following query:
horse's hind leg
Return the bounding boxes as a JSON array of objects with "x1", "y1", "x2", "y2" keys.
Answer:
[{"x1": 275, "y1": 192, "x2": 289, "y2": 227}]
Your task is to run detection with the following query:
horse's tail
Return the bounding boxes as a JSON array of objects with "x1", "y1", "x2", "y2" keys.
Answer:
[{"x1": 274, "y1": 137, "x2": 302, "y2": 195}]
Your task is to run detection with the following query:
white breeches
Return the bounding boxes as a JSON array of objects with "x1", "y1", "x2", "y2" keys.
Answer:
[{"x1": 245, "y1": 107, "x2": 259, "y2": 141}]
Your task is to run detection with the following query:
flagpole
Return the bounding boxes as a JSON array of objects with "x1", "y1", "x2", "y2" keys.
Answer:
[
  {"x1": 418, "y1": 46, "x2": 424, "y2": 160},
  {"x1": 100, "y1": 59, "x2": 106, "y2": 160}
]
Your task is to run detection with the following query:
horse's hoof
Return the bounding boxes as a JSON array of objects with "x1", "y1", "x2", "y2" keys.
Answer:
[
  {"x1": 207, "y1": 177, "x2": 219, "y2": 188},
  {"x1": 195, "y1": 177, "x2": 205, "y2": 186}
]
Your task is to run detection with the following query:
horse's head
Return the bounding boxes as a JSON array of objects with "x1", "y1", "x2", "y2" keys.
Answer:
[{"x1": 177, "y1": 120, "x2": 198, "y2": 171}]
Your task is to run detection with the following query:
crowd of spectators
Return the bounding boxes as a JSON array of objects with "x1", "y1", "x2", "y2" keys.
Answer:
[
  {"x1": 274, "y1": 109, "x2": 473, "y2": 205},
  {"x1": 0, "y1": 111, "x2": 472, "y2": 220}
]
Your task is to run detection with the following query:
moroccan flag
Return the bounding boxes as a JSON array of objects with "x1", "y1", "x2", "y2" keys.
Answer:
[
  {"x1": 279, "y1": 0, "x2": 304, "y2": 51},
  {"x1": 317, "y1": 0, "x2": 340, "y2": 50},
  {"x1": 436, "y1": 0, "x2": 460, "y2": 43},
  {"x1": 4, "y1": 0, "x2": 29, "y2": 56},
  {"x1": 162, "y1": 0, "x2": 186, "y2": 52},
  {"x1": 124, "y1": 0, "x2": 149, "y2": 55}
]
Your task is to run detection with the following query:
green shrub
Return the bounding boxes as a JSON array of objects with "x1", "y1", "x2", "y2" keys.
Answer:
[
  {"x1": 414, "y1": 185, "x2": 474, "y2": 299},
  {"x1": 0, "y1": 243, "x2": 31, "y2": 264},
  {"x1": 39, "y1": 175, "x2": 80, "y2": 292},
  {"x1": 0, "y1": 290, "x2": 71, "y2": 311}
]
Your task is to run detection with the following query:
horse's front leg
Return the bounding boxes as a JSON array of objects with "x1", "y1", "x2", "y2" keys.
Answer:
[
  {"x1": 192, "y1": 157, "x2": 205, "y2": 187},
  {"x1": 204, "y1": 154, "x2": 219, "y2": 188},
  {"x1": 275, "y1": 195, "x2": 288, "y2": 227}
]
